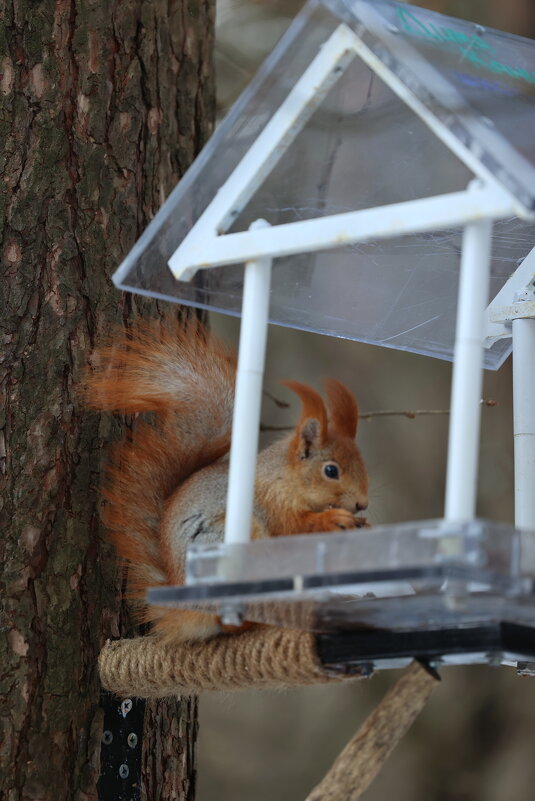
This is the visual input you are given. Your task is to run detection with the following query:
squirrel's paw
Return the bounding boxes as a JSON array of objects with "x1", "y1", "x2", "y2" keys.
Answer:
[
  {"x1": 326, "y1": 507, "x2": 359, "y2": 530},
  {"x1": 304, "y1": 507, "x2": 358, "y2": 532}
]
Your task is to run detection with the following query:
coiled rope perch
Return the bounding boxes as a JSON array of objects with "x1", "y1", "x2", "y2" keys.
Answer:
[
  {"x1": 99, "y1": 627, "x2": 357, "y2": 697},
  {"x1": 99, "y1": 631, "x2": 439, "y2": 801}
]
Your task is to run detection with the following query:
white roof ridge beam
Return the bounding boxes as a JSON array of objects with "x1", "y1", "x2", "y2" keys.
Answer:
[
  {"x1": 168, "y1": 23, "x2": 358, "y2": 280},
  {"x1": 171, "y1": 182, "x2": 516, "y2": 278}
]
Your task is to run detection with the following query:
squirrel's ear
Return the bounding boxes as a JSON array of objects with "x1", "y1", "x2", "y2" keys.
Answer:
[
  {"x1": 283, "y1": 381, "x2": 327, "y2": 459},
  {"x1": 325, "y1": 378, "x2": 359, "y2": 439}
]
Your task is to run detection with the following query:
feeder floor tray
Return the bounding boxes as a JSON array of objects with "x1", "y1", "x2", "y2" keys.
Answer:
[{"x1": 148, "y1": 519, "x2": 535, "y2": 671}]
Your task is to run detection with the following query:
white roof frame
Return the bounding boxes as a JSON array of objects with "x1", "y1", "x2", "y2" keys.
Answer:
[
  {"x1": 167, "y1": 15, "x2": 535, "y2": 544},
  {"x1": 168, "y1": 22, "x2": 526, "y2": 282}
]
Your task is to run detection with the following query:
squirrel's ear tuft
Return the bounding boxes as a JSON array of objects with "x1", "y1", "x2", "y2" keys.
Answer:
[
  {"x1": 325, "y1": 378, "x2": 359, "y2": 439},
  {"x1": 283, "y1": 381, "x2": 328, "y2": 459}
]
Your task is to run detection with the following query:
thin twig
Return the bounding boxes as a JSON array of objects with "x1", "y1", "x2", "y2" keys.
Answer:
[
  {"x1": 361, "y1": 398, "x2": 497, "y2": 421},
  {"x1": 263, "y1": 389, "x2": 290, "y2": 409},
  {"x1": 261, "y1": 399, "x2": 497, "y2": 431}
]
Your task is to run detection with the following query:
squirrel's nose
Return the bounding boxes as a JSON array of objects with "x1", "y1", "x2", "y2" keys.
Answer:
[{"x1": 356, "y1": 501, "x2": 368, "y2": 512}]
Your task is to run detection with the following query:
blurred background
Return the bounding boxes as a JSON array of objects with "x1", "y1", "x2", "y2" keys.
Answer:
[{"x1": 198, "y1": 2, "x2": 535, "y2": 799}]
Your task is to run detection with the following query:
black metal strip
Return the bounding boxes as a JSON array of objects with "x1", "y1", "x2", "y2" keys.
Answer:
[
  {"x1": 316, "y1": 622, "x2": 535, "y2": 666},
  {"x1": 97, "y1": 689, "x2": 145, "y2": 801}
]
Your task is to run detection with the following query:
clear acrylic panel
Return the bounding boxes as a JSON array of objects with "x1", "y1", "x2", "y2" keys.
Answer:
[
  {"x1": 338, "y1": 0, "x2": 535, "y2": 207},
  {"x1": 114, "y1": 0, "x2": 535, "y2": 369},
  {"x1": 148, "y1": 520, "x2": 535, "y2": 640}
]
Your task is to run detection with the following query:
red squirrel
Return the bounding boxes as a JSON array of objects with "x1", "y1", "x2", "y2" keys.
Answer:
[{"x1": 86, "y1": 318, "x2": 369, "y2": 642}]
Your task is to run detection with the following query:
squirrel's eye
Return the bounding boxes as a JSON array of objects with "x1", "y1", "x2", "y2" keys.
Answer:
[{"x1": 323, "y1": 463, "x2": 339, "y2": 480}]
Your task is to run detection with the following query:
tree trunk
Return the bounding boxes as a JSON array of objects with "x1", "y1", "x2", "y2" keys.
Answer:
[{"x1": 0, "y1": 1, "x2": 214, "y2": 799}]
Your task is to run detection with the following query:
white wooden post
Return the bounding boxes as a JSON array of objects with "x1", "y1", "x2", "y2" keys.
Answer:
[
  {"x1": 513, "y1": 316, "x2": 535, "y2": 529},
  {"x1": 224, "y1": 219, "x2": 272, "y2": 544},
  {"x1": 445, "y1": 208, "x2": 493, "y2": 521}
]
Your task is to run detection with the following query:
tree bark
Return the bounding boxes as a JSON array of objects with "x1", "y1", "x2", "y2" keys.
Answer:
[{"x1": 0, "y1": 1, "x2": 214, "y2": 799}]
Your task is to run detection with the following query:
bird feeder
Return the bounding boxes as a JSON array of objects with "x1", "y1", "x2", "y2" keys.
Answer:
[{"x1": 110, "y1": 0, "x2": 535, "y2": 675}]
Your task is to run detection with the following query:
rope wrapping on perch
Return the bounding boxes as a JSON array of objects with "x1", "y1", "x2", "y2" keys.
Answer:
[{"x1": 99, "y1": 628, "x2": 363, "y2": 697}]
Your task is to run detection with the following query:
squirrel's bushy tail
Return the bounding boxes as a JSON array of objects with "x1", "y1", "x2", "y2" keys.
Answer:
[{"x1": 85, "y1": 319, "x2": 236, "y2": 625}]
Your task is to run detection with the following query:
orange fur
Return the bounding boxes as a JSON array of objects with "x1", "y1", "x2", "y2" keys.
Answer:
[
  {"x1": 87, "y1": 321, "x2": 368, "y2": 644},
  {"x1": 283, "y1": 381, "x2": 328, "y2": 437},
  {"x1": 86, "y1": 319, "x2": 235, "y2": 637},
  {"x1": 325, "y1": 378, "x2": 359, "y2": 439},
  {"x1": 283, "y1": 381, "x2": 328, "y2": 462}
]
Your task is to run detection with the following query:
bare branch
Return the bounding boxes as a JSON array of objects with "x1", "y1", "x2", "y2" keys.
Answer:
[
  {"x1": 263, "y1": 389, "x2": 290, "y2": 409},
  {"x1": 260, "y1": 399, "x2": 497, "y2": 431},
  {"x1": 305, "y1": 661, "x2": 440, "y2": 801}
]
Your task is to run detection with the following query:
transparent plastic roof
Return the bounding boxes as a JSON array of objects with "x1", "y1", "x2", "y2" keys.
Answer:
[{"x1": 114, "y1": 0, "x2": 535, "y2": 369}]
